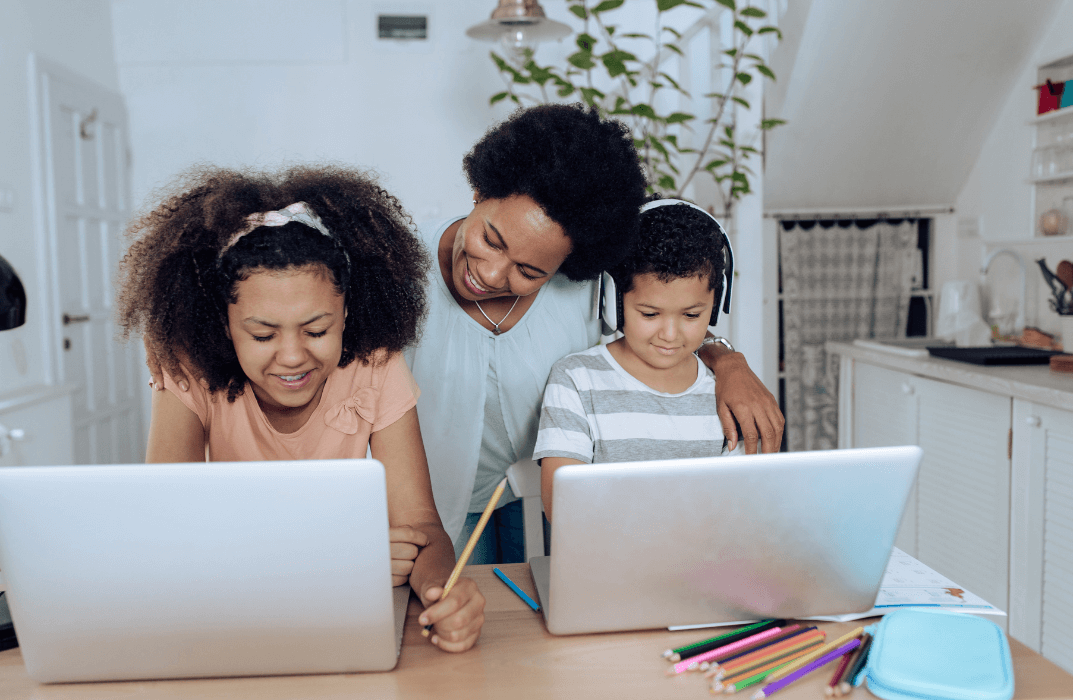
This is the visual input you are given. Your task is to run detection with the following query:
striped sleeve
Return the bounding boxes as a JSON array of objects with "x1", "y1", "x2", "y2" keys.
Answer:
[{"x1": 533, "y1": 357, "x2": 594, "y2": 464}]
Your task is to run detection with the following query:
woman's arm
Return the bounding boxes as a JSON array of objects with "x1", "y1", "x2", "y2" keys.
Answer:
[
  {"x1": 371, "y1": 407, "x2": 485, "y2": 653},
  {"x1": 696, "y1": 341, "x2": 785, "y2": 454},
  {"x1": 145, "y1": 389, "x2": 206, "y2": 462},
  {"x1": 539, "y1": 456, "x2": 584, "y2": 522}
]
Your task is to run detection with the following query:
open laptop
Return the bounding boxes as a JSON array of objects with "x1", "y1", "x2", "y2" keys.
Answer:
[
  {"x1": 531, "y1": 445, "x2": 921, "y2": 635},
  {"x1": 0, "y1": 459, "x2": 408, "y2": 683}
]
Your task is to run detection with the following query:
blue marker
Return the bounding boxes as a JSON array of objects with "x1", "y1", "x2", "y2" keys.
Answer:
[{"x1": 493, "y1": 567, "x2": 540, "y2": 612}]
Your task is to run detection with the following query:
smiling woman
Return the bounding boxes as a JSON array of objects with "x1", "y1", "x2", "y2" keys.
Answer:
[{"x1": 116, "y1": 165, "x2": 487, "y2": 653}]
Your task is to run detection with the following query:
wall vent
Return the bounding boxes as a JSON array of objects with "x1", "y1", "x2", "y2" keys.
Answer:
[{"x1": 378, "y1": 15, "x2": 427, "y2": 40}]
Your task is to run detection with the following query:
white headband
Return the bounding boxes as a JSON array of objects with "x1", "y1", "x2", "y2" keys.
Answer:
[{"x1": 219, "y1": 202, "x2": 333, "y2": 257}]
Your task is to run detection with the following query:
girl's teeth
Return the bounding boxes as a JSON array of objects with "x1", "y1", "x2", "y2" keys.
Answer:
[{"x1": 280, "y1": 372, "x2": 308, "y2": 381}]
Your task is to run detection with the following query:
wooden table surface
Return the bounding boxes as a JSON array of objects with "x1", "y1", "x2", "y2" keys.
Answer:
[{"x1": 1, "y1": 563, "x2": 1071, "y2": 699}]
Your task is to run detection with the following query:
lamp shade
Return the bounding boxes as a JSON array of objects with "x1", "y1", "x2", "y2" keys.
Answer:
[
  {"x1": 0, "y1": 253, "x2": 27, "y2": 331},
  {"x1": 465, "y1": 0, "x2": 571, "y2": 42}
]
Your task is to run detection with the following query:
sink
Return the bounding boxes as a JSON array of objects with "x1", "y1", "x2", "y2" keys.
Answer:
[{"x1": 852, "y1": 337, "x2": 954, "y2": 357}]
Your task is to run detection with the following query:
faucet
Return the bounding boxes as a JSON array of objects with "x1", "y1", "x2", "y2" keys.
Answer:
[{"x1": 980, "y1": 247, "x2": 1026, "y2": 333}]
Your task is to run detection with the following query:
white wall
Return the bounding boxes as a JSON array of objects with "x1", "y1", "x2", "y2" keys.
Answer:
[
  {"x1": 951, "y1": 0, "x2": 1073, "y2": 337},
  {"x1": 110, "y1": 0, "x2": 553, "y2": 223},
  {"x1": 0, "y1": 0, "x2": 119, "y2": 395}
]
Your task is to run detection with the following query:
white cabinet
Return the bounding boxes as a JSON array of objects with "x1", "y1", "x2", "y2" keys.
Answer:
[
  {"x1": 849, "y1": 362, "x2": 1012, "y2": 625},
  {"x1": 0, "y1": 387, "x2": 74, "y2": 467},
  {"x1": 1010, "y1": 400, "x2": 1073, "y2": 674}
]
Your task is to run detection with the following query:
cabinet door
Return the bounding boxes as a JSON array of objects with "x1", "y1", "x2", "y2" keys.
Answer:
[
  {"x1": 1010, "y1": 400, "x2": 1073, "y2": 674},
  {"x1": 915, "y1": 377, "x2": 1011, "y2": 627},
  {"x1": 852, "y1": 362, "x2": 920, "y2": 554},
  {"x1": 0, "y1": 394, "x2": 74, "y2": 467}
]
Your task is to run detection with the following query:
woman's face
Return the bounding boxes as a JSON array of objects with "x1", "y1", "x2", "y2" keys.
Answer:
[
  {"x1": 226, "y1": 265, "x2": 345, "y2": 416},
  {"x1": 450, "y1": 194, "x2": 572, "y2": 301}
]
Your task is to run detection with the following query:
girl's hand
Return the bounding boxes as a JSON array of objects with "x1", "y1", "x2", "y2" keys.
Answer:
[
  {"x1": 389, "y1": 526, "x2": 429, "y2": 587},
  {"x1": 417, "y1": 578, "x2": 486, "y2": 652}
]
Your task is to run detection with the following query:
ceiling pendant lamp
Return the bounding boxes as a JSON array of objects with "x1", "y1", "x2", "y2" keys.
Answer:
[{"x1": 465, "y1": 0, "x2": 572, "y2": 59}]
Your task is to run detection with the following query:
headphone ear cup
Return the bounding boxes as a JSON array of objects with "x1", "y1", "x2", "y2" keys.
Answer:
[
  {"x1": 616, "y1": 285, "x2": 624, "y2": 332},
  {"x1": 710, "y1": 279, "x2": 724, "y2": 327},
  {"x1": 599, "y1": 271, "x2": 619, "y2": 335}
]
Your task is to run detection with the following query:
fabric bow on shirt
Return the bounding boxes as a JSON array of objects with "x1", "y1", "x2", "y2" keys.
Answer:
[{"x1": 324, "y1": 387, "x2": 379, "y2": 434}]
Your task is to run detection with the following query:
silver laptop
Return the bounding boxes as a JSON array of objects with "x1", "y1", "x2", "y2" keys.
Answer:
[
  {"x1": 531, "y1": 445, "x2": 921, "y2": 635},
  {"x1": 0, "y1": 459, "x2": 408, "y2": 682}
]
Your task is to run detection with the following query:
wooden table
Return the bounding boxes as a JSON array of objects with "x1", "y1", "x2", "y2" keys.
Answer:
[{"x1": 1, "y1": 564, "x2": 1071, "y2": 699}]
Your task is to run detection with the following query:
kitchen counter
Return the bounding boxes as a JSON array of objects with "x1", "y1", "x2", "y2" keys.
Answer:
[{"x1": 826, "y1": 341, "x2": 1073, "y2": 413}]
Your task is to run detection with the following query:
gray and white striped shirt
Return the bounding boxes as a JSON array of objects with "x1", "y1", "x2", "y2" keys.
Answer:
[{"x1": 533, "y1": 345, "x2": 733, "y2": 464}]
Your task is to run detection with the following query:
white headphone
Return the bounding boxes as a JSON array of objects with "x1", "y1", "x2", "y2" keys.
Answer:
[{"x1": 599, "y1": 199, "x2": 734, "y2": 335}]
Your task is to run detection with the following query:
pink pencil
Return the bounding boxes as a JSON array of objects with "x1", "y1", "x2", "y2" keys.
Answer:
[{"x1": 670, "y1": 626, "x2": 784, "y2": 674}]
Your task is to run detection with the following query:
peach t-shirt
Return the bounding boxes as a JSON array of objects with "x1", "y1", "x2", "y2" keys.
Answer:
[{"x1": 163, "y1": 352, "x2": 420, "y2": 461}]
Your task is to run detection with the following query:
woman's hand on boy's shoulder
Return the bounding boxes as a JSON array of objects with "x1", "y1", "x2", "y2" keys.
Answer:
[
  {"x1": 417, "y1": 577, "x2": 486, "y2": 653},
  {"x1": 389, "y1": 526, "x2": 429, "y2": 587},
  {"x1": 710, "y1": 351, "x2": 784, "y2": 454},
  {"x1": 143, "y1": 336, "x2": 196, "y2": 392}
]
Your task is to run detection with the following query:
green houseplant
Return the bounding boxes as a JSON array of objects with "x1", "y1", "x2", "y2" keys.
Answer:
[{"x1": 487, "y1": 0, "x2": 785, "y2": 216}]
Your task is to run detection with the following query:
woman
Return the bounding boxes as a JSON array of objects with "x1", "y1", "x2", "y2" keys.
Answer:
[{"x1": 151, "y1": 106, "x2": 784, "y2": 564}]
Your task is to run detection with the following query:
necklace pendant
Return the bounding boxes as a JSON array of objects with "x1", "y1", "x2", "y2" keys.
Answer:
[{"x1": 492, "y1": 327, "x2": 502, "y2": 335}]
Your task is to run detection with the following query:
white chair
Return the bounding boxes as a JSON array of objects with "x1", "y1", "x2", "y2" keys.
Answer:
[{"x1": 505, "y1": 457, "x2": 545, "y2": 563}]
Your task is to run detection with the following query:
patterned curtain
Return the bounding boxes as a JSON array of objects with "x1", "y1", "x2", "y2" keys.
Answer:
[{"x1": 781, "y1": 219, "x2": 917, "y2": 452}]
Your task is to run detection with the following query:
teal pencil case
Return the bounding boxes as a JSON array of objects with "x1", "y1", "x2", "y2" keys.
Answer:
[{"x1": 862, "y1": 609, "x2": 1014, "y2": 700}]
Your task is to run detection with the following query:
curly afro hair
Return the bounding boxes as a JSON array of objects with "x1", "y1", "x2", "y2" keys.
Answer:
[
  {"x1": 463, "y1": 103, "x2": 647, "y2": 282},
  {"x1": 610, "y1": 201, "x2": 727, "y2": 300},
  {"x1": 116, "y1": 164, "x2": 429, "y2": 402}
]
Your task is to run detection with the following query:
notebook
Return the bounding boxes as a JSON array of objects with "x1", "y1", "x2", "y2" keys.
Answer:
[
  {"x1": 0, "y1": 459, "x2": 407, "y2": 682},
  {"x1": 531, "y1": 445, "x2": 922, "y2": 635}
]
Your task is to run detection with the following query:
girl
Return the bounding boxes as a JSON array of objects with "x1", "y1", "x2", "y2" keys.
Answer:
[{"x1": 117, "y1": 165, "x2": 484, "y2": 652}]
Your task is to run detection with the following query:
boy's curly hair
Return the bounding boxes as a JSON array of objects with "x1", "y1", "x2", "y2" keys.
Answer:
[
  {"x1": 463, "y1": 104, "x2": 647, "y2": 282},
  {"x1": 116, "y1": 164, "x2": 429, "y2": 401},
  {"x1": 611, "y1": 201, "x2": 727, "y2": 298}
]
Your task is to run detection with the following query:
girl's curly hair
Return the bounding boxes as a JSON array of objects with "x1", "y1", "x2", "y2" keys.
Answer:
[
  {"x1": 463, "y1": 104, "x2": 647, "y2": 282},
  {"x1": 116, "y1": 164, "x2": 429, "y2": 401}
]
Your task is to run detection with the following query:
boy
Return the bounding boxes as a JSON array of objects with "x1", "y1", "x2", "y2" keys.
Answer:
[{"x1": 533, "y1": 199, "x2": 740, "y2": 521}]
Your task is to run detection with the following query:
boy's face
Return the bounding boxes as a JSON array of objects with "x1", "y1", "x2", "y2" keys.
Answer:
[{"x1": 619, "y1": 272, "x2": 715, "y2": 375}]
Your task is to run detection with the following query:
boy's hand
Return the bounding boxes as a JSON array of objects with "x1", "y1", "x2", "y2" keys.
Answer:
[
  {"x1": 417, "y1": 578, "x2": 485, "y2": 652},
  {"x1": 712, "y1": 352, "x2": 784, "y2": 454},
  {"x1": 389, "y1": 526, "x2": 429, "y2": 587}
]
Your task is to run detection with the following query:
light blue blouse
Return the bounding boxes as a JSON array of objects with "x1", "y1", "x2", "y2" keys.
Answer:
[{"x1": 405, "y1": 217, "x2": 601, "y2": 541}]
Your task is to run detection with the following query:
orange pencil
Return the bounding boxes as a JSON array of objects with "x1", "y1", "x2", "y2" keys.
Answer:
[
  {"x1": 716, "y1": 630, "x2": 826, "y2": 678},
  {"x1": 711, "y1": 639, "x2": 826, "y2": 692}
]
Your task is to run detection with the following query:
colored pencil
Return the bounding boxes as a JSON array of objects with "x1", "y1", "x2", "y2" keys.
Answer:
[
  {"x1": 671, "y1": 626, "x2": 785, "y2": 674},
  {"x1": 697, "y1": 624, "x2": 807, "y2": 671},
  {"x1": 711, "y1": 639, "x2": 825, "y2": 691},
  {"x1": 492, "y1": 567, "x2": 540, "y2": 611},
  {"x1": 844, "y1": 633, "x2": 874, "y2": 692},
  {"x1": 714, "y1": 630, "x2": 826, "y2": 679},
  {"x1": 668, "y1": 620, "x2": 785, "y2": 662},
  {"x1": 421, "y1": 477, "x2": 508, "y2": 638},
  {"x1": 825, "y1": 648, "x2": 855, "y2": 697},
  {"x1": 751, "y1": 638, "x2": 861, "y2": 699},
  {"x1": 835, "y1": 636, "x2": 868, "y2": 696},
  {"x1": 764, "y1": 626, "x2": 863, "y2": 681}
]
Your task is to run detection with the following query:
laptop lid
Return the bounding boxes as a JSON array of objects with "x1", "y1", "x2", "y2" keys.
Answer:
[
  {"x1": 533, "y1": 446, "x2": 921, "y2": 635},
  {"x1": 0, "y1": 459, "x2": 404, "y2": 682}
]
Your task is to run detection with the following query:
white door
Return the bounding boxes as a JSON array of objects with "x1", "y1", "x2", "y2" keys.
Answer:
[{"x1": 32, "y1": 56, "x2": 143, "y2": 465}]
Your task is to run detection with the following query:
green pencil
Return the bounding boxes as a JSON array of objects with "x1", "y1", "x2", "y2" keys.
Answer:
[{"x1": 663, "y1": 621, "x2": 773, "y2": 661}]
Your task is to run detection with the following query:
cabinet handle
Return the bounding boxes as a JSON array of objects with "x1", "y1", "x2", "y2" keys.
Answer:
[
  {"x1": 63, "y1": 313, "x2": 90, "y2": 325},
  {"x1": 0, "y1": 423, "x2": 25, "y2": 458},
  {"x1": 1025, "y1": 416, "x2": 1042, "y2": 427},
  {"x1": 901, "y1": 382, "x2": 915, "y2": 395}
]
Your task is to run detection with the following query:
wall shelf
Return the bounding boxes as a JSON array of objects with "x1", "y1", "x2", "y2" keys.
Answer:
[{"x1": 1031, "y1": 104, "x2": 1073, "y2": 125}]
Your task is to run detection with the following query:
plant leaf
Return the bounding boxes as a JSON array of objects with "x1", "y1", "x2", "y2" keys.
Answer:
[
  {"x1": 658, "y1": 174, "x2": 676, "y2": 190},
  {"x1": 736, "y1": 72, "x2": 752, "y2": 85},
  {"x1": 569, "y1": 4, "x2": 588, "y2": 19},
  {"x1": 756, "y1": 65, "x2": 775, "y2": 80},
  {"x1": 580, "y1": 87, "x2": 605, "y2": 104},
  {"x1": 666, "y1": 112, "x2": 694, "y2": 124},
  {"x1": 490, "y1": 92, "x2": 510, "y2": 105},
  {"x1": 662, "y1": 26, "x2": 682, "y2": 39},
  {"x1": 732, "y1": 96, "x2": 750, "y2": 109},
  {"x1": 593, "y1": 0, "x2": 625, "y2": 12},
  {"x1": 568, "y1": 51, "x2": 597, "y2": 70},
  {"x1": 577, "y1": 33, "x2": 598, "y2": 51},
  {"x1": 760, "y1": 118, "x2": 786, "y2": 129},
  {"x1": 631, "y1": 103, "x2": 658, "y2": 118},
  {"x1": 734, "y1": 20, "x2": 754, "y2": 36},
  {"x1": 758, "y1": 26, "x2": 783, "y2": 38},
  {"x1": 714, "y1": 0, "x2": 736, "y2": 10},
  {"x1": 740, "y1": 7, "x2": 766, "y2": 17}
]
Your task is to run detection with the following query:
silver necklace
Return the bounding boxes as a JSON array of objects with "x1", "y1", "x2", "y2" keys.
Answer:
[{"x1": 474, "y1": 296, "x2": 521, "y2": 335}]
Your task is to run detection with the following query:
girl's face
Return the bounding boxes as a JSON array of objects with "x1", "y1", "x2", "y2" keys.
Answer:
[
  {"x1": 227, "y1": 265, "x2": 345, "y2": 419},
  {"x1": 450, "y1": 194, "x2": 572, "y2": 301},
  {"x1": 617, "y1": 272, "x2": 715, "y2": 376}
]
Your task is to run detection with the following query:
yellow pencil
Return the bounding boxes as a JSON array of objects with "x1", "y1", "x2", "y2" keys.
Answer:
[
  {"x1": 763, "y1": 626, "x2": 864, "y2": 681},
  {"x1": 421, "y1": 477, "x2": 509, "y2": 638}
]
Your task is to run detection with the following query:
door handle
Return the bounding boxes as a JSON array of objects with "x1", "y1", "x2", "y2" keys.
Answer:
[{"x1": 63, "y1": 313, "x2": 90, "y2": 325}]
